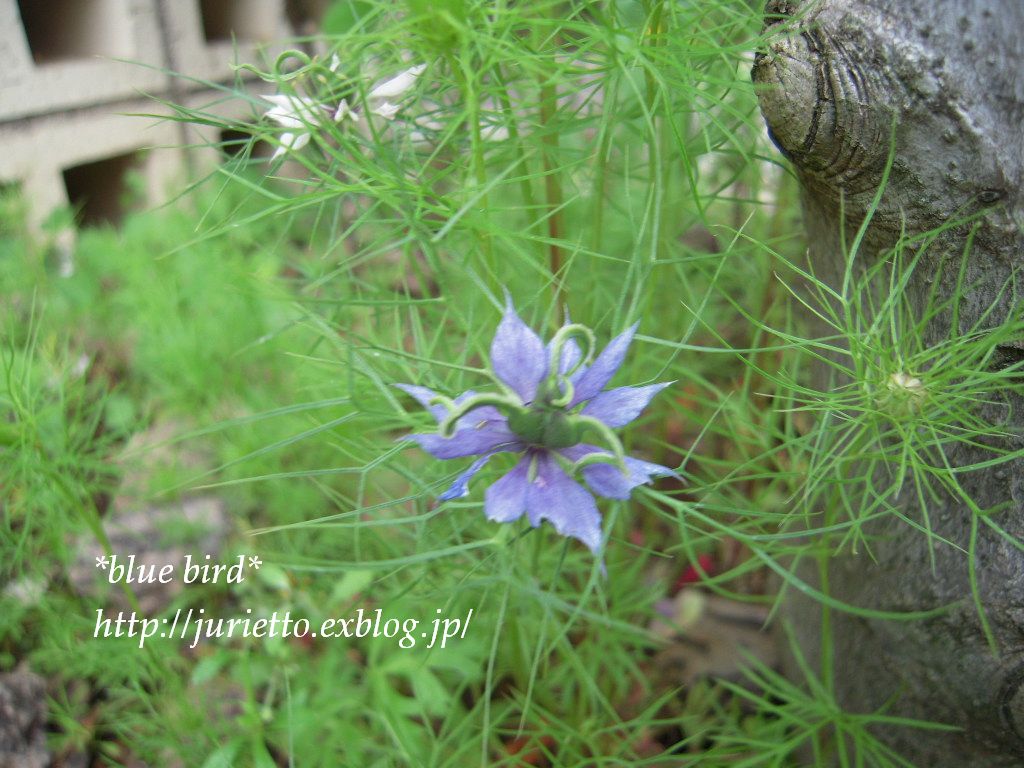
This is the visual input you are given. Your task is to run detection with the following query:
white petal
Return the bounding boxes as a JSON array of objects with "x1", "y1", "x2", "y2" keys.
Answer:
[
  {"x1": 289, "y1": 132, "x2": 311, "y2": 151},
  {"x1": 265, "y1": 107, "x2": 304, "y2": 129},
  {"x1": 329, "y1": 53, "x2": 341, "y2": 73},
  {"x1": 266, "y1": 93, "x2": 317, "y2": 110},
  {"x1": 368, "y1": 63, "x2": 426, "y2": 100},
  {"x1": 272, "y1": 131, "x2": 310, "y2": 159},
  {"x1": 262, "y1": 94, "x2": 296, "y2": 109},
  {"x1": 262, "y1": 94, "x2": 322, "y2": 127},
  {"x1": 332, "y1": 98, "x2": 359, "y2": 123},
  {"x1": 271, "y1": 140, "x2": 289, "y2": 160},
  {"x1": 371, "y1": 101, "x2": 400, "y2": 120}
]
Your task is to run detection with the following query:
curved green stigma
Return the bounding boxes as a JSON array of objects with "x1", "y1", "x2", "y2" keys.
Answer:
[
  {"x1": 572, "y1": 451, "x2": 622, "y2": 471},
  {"x1": 272, "y1": 49, "x2": 312, "y2": 79},
  {"x1": 572, "y1": 414, "x2": 629, "y2": 474},
  {"x1": 545, "y1": 323, "x2": 596, "y2": 408},
  {"x1": 434, "y1": 393, "x2": 524, "y2": 438}
]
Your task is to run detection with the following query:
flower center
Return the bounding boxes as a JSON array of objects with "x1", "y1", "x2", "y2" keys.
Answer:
[{"x1": 507, "y1": 407, "x2": 582, "y2": 449}]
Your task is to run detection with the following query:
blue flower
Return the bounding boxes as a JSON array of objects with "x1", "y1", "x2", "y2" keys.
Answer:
[{"x1": 398, "y1": 296, "x2": 676, "y2": 554}]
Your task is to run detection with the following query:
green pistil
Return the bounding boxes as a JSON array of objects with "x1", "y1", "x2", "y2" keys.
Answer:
[
  {"x1": 546, "y1": 377, "x2": 576, "y2": 409},
  {"x1": 545, "y1": 323, "x2": 596, "y2": 407},
  {"x1": 572, "y1": 415, "x2": 628, "y2": 473},
  {"x1": 433, "y1": 393, "x2": 525, "y2": 438},
  {"x1": 572, "y1": 451, "x2": 621, "y2": 471}
]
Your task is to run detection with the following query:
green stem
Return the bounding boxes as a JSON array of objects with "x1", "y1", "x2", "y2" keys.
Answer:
[
  {"x1": 493, "y1": 63, "x2": 540, "y2": 235},
  {"x1": 448, "y1": 50, "x2": 495, "y2": 278},
  {"x1": 589, "y1": 76, "x2": 618, "y2": 255},
  {"x1": 539, "y1": 70, "x2": 565, "y2": 309},
  {"x1": 818, "y1": 550, "x2": 833, "y2": 696},
  {"x1": 645, "y1": 0, "x2": 671, "y2": 263}
]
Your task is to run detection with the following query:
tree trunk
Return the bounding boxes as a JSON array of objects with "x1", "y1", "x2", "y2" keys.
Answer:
[{"x1": 752, "y1": 0, "x2": 1024, "y2": 765}]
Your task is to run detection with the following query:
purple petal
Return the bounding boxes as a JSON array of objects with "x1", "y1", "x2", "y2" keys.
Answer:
[
  {"x1": 580, "y1": 382, "x2": 672, "y2": 428},
  {"x1": 484, "y1": 457, "x2": 530, "y2": 522},
  {"x1": 438, "y1": 452, "x2": 495, "y2": 501},
  {"x1": 582, "y1": 456, "x2": 677, "y2": 500},
  {"x1": 525, "y1": 453, "x2": 603, "y2": 554},
  {"x1": 406, "y1": 426, "x2": 520, "y2": 459},
  {"x1": 490, "y1": 297, "x2": 548, "y2": 403},
  {"x1": 561, "y1": 444, "x2": 678, "y2": 500},
  {"x1": 571, "y1": 322, "x2": 640, "y2": 406}
]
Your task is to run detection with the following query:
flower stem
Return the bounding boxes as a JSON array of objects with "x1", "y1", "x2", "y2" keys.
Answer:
[{"x1": 538, "y1": 54, "x2": 565, "y2": 310}]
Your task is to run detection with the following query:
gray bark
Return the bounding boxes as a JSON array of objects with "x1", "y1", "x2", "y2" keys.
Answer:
[{"x1": 752, "y1": 0, "x2": 1024, "y2": 765}]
